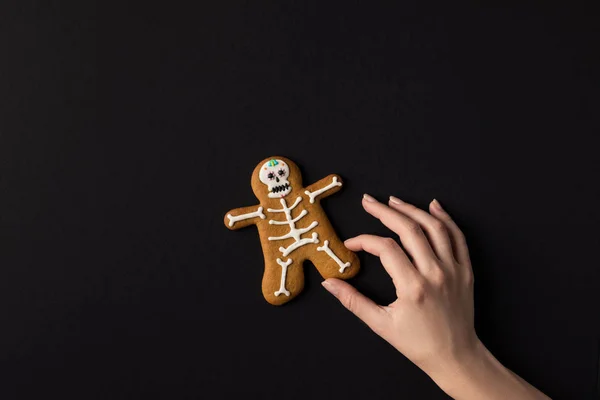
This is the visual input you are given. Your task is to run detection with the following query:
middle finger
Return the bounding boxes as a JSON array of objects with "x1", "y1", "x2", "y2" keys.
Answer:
[{"x1": 362, "y1": 194, "x2": 437, "y2": 271}]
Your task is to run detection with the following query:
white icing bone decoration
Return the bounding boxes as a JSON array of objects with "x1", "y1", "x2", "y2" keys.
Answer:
[
  {"x1": 267, "y1": 197, "x2": 319, "y2": 256},
  {"x1": 317, "y1": 240, "x2": 351, "y2": 273},
  {"x1": 275, "y1": 258, "x2": 292, "y2": 296},
  {"x1": 305, "y1": 176, "x2": 342, "y2": 204},
  {"x1": 227, "y1": 207, "x2": 266, "y2": 227},
  {"x1": 224, "y1": 157, "x2": 360, "y2": 305}
]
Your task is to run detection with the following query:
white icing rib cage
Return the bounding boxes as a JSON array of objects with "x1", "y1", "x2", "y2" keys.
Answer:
[{"x1": 267, "y1": 196, "x2": 319, "y2": 257}]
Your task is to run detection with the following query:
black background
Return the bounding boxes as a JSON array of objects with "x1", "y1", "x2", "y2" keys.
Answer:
[{"x1": 1, "y1": 1, "x2": 599, "y2": 399}]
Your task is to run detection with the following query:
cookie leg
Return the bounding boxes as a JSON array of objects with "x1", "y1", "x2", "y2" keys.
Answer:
[
  {"x1": 261, "y1": 256, "x2": 305, "y2": 306},
  {"x1": 310, "y1": 237, "x2": 360, "y2": 280}
]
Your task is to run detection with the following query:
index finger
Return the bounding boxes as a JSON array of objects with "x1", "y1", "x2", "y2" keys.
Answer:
[{"x1": 345, "y1": 234, "x2": 418, "y2": 291}]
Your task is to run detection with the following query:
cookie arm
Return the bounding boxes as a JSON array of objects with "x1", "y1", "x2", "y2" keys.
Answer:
[
  {"x1": 304, "y1": 174, "x2": 343, "y2": 204},
  {"x1": 224, "y1": 205, "x2": 266, "y2": 230}
]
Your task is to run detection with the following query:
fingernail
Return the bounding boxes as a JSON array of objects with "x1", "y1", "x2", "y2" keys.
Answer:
[
  {"x1": 389, "y1": 195, "x2": 404, "y2": 205},
  {"x1": 321, "y1": 279, "x2": 340, "y2": 296},
  {"x1": 363, "y1": 193, "x2": 376, "y2": 202},
  {"x1": 432, "y1": 198, "x2": 444, "y2": 211}
]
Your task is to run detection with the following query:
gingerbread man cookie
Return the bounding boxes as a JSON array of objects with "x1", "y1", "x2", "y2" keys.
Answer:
[{"x1": 224, "y1": 156, "x2": 360, "y2": 305}]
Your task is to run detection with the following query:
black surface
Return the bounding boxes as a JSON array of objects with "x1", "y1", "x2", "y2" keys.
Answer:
[{"x1": 1, "y1": 2, "x2": 599, "y2": 399}]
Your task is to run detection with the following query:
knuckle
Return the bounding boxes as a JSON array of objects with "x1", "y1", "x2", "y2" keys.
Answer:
[
  {"x1": 409, "y1": 281, "x2": 427, "y2": 303},
  {"x1": 343, "y1": 291, "x2": 358, "y2": 313},
  {"x1": 464, "y1": 270, "x2": 475, "y2": 287},
  {"x1": 382, "y1": 237, "x2": 398, "y2": 249},
  {"x1": 454, "y1": 229, "x2": 467, "y2": 242},
  {"x1": 430, "y1": 268, "x2": 447, "y2": 289},
  {"x1": 405, "y1": 221, "x2": 422, "y2": 234},
  {"x1": 438, "y1": 213, "x2": 451, "y2": 221},
  {"x1": 438, "y1": 210, "x2": 453, "y2": 220},
  {"x1": 430, "y1": 220, "x2": 447, "y2": 235}
]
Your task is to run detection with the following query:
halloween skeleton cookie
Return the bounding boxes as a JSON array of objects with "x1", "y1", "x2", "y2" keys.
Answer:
[{"x1": 224, "y1": 156, "x2": 359, "y2": 305}]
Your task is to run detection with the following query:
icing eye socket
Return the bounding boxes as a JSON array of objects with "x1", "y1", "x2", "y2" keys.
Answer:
[
  {"x1": 278, "y1": 169, "x2": 286, "y2": 177},
  {"x1": 267, "y1": 172, "x2": 275, "y2": 180}
]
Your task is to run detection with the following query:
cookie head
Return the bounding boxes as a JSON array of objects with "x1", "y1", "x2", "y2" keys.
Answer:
[
  {"x1": 252, "y1": 156, "x2": 303, "y2": 201},
  {"x1": 258, "y1": 158, "x2": 291, "y2": 198}
]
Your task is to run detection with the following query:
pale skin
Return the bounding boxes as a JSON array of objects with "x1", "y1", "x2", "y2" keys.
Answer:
[{"x1": 322, "y1": 194, "x2": 551, "y2": 400}]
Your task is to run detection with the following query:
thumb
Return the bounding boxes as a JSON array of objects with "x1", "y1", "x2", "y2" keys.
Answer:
[{"x1": 322, "y1": 278, "x2": 388, "y2": 333}]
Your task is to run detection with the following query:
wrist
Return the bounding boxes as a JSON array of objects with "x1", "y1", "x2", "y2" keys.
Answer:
[
  {"x1": 423, "y1": 338, "x2": 493, "y2": 393},
  {"x1": 422, "y1": 339, "x2": 549, "y2": 400}
]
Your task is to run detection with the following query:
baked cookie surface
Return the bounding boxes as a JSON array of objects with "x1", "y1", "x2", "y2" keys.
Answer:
[{"x1": 224, "y1": 156, "x2": 360, "y2": 305}]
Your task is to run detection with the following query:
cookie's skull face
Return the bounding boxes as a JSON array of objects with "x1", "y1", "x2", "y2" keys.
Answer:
[{"x1": 259, "y1": 159, "x2": 291, "y2": 198}]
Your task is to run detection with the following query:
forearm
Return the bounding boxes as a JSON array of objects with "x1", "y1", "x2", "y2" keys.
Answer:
[{"x1": 426, "y1": 340, "x2": 550, "y2": 400}]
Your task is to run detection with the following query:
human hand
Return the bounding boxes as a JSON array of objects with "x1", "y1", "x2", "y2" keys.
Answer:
[
  {"x1": 323, "y1": 194, "x2": 476, "y2": 372},
  {"x1": 322, "y1": 195, "x2": 550, "y2": 400}
]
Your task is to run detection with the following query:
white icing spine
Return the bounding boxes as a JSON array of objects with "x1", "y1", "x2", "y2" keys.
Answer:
[
  {"x1": 278, "y1": 232, "x2": 318, "y2": 257},
  {"x1": 267, "y1": 197, "x2": 319, "y2": 256},
  {"x1": 267, "y1": 196, "x2": 301, "y2": 213},
  {"x1": 269, "y1": 210, "x2": 307, "y2": 225}
]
